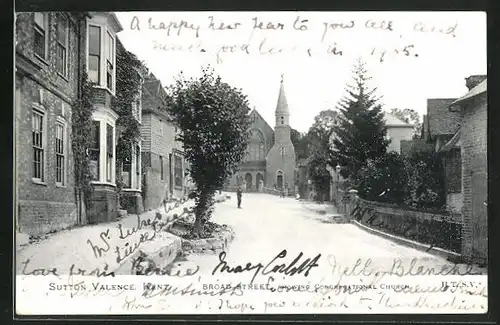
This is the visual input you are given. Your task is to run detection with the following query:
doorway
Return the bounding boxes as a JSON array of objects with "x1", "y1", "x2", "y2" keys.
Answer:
[{"x1": 245, "y1": 173, "x2": 253, "y2": 191}]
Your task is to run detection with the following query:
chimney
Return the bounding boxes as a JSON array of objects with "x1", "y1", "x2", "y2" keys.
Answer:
[{"x1": 465, "y1": 75, "x2": 487, "y2": 90}]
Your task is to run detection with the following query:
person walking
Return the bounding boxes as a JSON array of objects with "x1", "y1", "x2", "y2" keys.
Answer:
[{"x1": 236, "y1": 186, "x2": 243, "y2": 208}]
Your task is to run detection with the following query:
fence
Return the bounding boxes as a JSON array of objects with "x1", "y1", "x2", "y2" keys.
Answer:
[{"x1": 346, "y1": 195, "x2": 462, "y2": 253}]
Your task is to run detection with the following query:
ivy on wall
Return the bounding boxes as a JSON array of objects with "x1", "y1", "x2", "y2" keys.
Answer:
[
  {"x1": 112, "y1": 43, "x2": 143, "y2": 206},
  {"x1": 71, "y1": 71, "x2": 96, "y2": 221}
]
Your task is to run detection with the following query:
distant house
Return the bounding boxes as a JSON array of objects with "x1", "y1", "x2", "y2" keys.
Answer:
[
  {"x1": 383, "y1": 112, "x2": 415, "y2": 153},
  {"x1": 140, "y1": 71, "x2": 186, "y2": 210},
  {"x1": 423, "y1": 98, "x2": 462, "y2": 152},
  {"x1": 448, "y1": 75, "x2": 487, "y2": 265}
]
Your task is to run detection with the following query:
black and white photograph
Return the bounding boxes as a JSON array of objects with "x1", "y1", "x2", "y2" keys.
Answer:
[{"x1": 14, "y1": 10, "x2": 488, "y2": 315}]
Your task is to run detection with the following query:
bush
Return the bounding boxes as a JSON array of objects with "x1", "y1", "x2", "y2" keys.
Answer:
[
  {"x1": 357, "y1": 151, "x2": 445, "y2": 210},
  {"x1": 357, "y1": 152, "x2": 408, "y2": 204}
]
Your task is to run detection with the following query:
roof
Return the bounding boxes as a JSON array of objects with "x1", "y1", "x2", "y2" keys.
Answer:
[
  {"x1": 383, "y1": 112, "x2": 414, "y2": 127},
  {"x1": 275, "y1": 76, "x2": 289, "y2": 115},
  {"x1": 249, "y1": 108, "x2": 274, "y2": 134},
  {"x1": 426, "y1": 98, "x2": 462, "y2": 137},
  {"x1": 450, "y1": 79, "x2": 487, "y2": 109},
  {"x1": 440, "y1": 129, "x2": 461, "y2": 152}
]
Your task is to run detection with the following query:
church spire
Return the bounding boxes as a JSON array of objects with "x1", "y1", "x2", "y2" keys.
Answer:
[{"x1": 276, "y1": 74, "x2": 289, "y2": 116}]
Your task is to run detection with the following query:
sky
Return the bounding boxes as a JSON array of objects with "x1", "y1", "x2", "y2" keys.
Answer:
[{"x1": 114, "y1": 11, "x2": 486, "y2": 133}]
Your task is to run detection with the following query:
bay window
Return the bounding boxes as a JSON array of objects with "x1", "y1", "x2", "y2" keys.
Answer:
[
  {"x1": 91, "y1": 109, "x2": 118, "y2": 185},
  {"x1": 87, "y1": 20, "x2": 116, "y2": 93}
]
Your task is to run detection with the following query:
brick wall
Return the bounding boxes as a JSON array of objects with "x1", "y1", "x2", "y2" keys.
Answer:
[
  {"x1": 15, "y1": 12, "x2": 83, "y2": 235},
  {"x1": 460, "y1": 95, "x2": 487, "y2": 263}
]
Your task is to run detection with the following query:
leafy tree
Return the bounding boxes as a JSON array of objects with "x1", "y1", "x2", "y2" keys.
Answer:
[
  {"x1": 291, "y1": 128, "x2": 309, "y2": 160},
  {"x1": 332, "y1": 59, "x2": 390, "y2": 182},
  {"x1": 167, "y1": 67, "x2": 251, "y2": 237},
  {"x1": 390, "y1": 108, "x2": 422, "y2": 140},
  {"x1": 305, "y1": 110, "x2": 339, "y2": 201}
]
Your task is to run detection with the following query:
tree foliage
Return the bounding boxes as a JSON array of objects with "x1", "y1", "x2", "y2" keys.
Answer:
[
  {"x1": 390, "y1": 107, "x2": 422, "y2": 140},
  {"x1": 305, "y1": 110, "x2": 339, "y2": 201},
  {"x1": 167, "y1": 67, "x2": 251, "y2": 237},
  {"x1": 112, "y1": 43, "x2": 143, "y2": 206},
  {"x1": 72, "y1": 71, "x2": 96, "y2": 220},
  {"x1": 332, "y1": 59, "x2": 389, "y2": 180},
  {"x1": 290, "y1": 128, "x2": 309, "y2": 160}
]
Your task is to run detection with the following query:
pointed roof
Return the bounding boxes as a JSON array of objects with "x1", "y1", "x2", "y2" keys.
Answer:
[
  {"x1": 383, "y1": 112, "x2": 414, "y2": 127},
  {"x1": 275, "y1": 74, "x2": 289, "y2": 115}
]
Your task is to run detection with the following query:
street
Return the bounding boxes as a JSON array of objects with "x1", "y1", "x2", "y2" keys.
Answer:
[{"x1": 179, "y1": 192, "x2": 454, "y2": 277}]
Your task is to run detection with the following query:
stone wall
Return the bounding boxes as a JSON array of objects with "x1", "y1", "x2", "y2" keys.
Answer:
[{"x1": 346, "y1": 195, "x2": 463, "y2": 254}]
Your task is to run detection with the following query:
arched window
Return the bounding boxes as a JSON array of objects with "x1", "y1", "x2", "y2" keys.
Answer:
[{"x1": 247, "y1": 128, "x2": 266, "y2": 161}]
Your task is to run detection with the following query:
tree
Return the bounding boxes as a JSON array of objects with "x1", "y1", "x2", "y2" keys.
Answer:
[
  {"x1": 291, "y1": 128, "x2": 309, "y2": 160},
  {"x1": 305, "y1": 110, "x2": 338, "y2": 201},
  {"x1": 390, "y1": 108, "x2": 422, "y2": 139},
  {"x1": 331, "y1": 59, "x2": 390, "y2": 182},
  {"x1": 167, "y1": 67, "x2": 251, "y2": 237}
]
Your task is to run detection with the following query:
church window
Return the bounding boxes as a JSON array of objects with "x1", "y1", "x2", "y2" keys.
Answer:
[
  {"x1": 281, "y1": 116, "x2": 284, "y2": 125},
  {"x1": 280, "y1": 147, "x2": 285, "y2": 158}
]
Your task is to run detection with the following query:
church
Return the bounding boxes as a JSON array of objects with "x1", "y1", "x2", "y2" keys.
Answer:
[{"x1": 225, "y1": 76, "x2": 297, "y2": 194}]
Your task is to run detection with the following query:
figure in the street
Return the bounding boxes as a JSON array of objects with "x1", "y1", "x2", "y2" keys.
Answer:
[{"x1": 236, "y1": 186, "x2": 243, "y2": 208}]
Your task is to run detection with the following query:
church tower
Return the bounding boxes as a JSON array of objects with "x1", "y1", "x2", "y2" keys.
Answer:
[{"x1": 266, "y1": 75, "x2": 296, "y2": 192}]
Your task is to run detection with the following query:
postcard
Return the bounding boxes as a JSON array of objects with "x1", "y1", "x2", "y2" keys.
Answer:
[{"x1": 14, "y1": 10, "x2": 487, "y2": 315}]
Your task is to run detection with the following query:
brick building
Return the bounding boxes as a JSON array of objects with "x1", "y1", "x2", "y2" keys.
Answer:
[
  {"x1": 15, "y1": 12, "x2": 87, "y2": 235},
  {"x1": 449, "y1": 76, "x2": 487, "y2": 264},
  {"x1": 85, "y1": 12, "x2": 123, "y2": 223},
  {"x1": 140, "y1": 71, "x2": 187, "y2": 210}
]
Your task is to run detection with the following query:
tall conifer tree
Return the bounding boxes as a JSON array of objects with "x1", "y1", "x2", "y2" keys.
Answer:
[{"x1": 332, "y1": 59, "x2": 389, "y2": 179}]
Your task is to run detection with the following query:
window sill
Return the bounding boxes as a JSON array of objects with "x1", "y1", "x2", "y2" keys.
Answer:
[
  {"x1": 55, "y1": 184, "x2": 67, "y2": 188},
  {"x1": 93, "y1": 85, "x2": 115, "y2": 97},
  {"x1": 33, "y1": 54, "x2": 49, "y2": 66},
  {"x1": 32, "y1": 179, "x2": 47, "y2": 186},
  {"x1": 174, "y1": 185, "x2": 183, "y2": 190},
  {"x1": 121, "y1": 188, "x2": 142, "y2": 193},
  {"x1": 91, "y1": 181, "x2": 116, "y2": 187}
]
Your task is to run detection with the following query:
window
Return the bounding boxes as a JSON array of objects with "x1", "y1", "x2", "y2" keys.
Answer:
[
  {"x1": 88, "y1": 25, "x2": 101, "y2": 84},
  {"x1": 280, "y1": 147, "x2": 285, "y2": 158},
  {"x1": 89, "y1": 121, "x2": 100, "y2": 180},
  {"x1": 87, "y1": 19, "x2": 115, "y2": 92},
  {"x1": 32, "y1": 110, "x2": 44, "y2": 181},
  {"x1": 160, "y1": 156, "x2": 164, "y2": 180},
  {"x1": 135, "y1": 145, "x2": 141, "y2": 187},
  {"x1": 106, "y1": 32, "x2": 114, "y2": 90},
  {"x1": 174, "y1": 155, "x2": 182, "y2": 188},
  {"x1": 122, "y1": 149, "x2": 132, "y2": 188},
  {"x1": 168, "y1": 154, "x2": 173, "y2": 192},
  {"x1": 55, "y1": 123, "x2": 65, "y2": 185},
  {"x1": 106, "y1": 123, "x2": 113, "y2": 182},
  {"x1": 281, "y1": 116, "x2": 284, "y2": 125},
  {"x1": 56, "y1": 15, "x2": 68, "y2": 76},
  {"x1": 33, "y1": 12, "x2": 48, "y2": 59}
]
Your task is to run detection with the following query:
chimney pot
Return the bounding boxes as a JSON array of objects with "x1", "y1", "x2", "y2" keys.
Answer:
[{"x1": 465, "y1": 75, "x2": 487, "y2": 90}]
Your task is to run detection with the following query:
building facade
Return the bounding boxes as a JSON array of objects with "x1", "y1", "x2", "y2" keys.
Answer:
[
  {"x1": 226, "y1": 77, "x2": 296, "y2": 194},
  {"x1": 85, "y1": 12, "x2": 123, "y2": 223},
  {"x1": 383, "y1": 112, "x2": 414, "y2": 153},
  {"x1": 140, "y1": 71, "x2": 187, "y2": 210},
  {"x1": 449, "y1": 76, "x2": 487, "y2": 264},
  {"x1": 15, "y1": 12, "x2": 86, "y2": 235}
]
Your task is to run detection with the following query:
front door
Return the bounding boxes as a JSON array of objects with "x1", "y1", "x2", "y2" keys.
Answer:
[
  {"x1": 472, "y1": 171, "x2": 488, "y2": 264},
  {"x1": 256, "y1": 173, "x2": 263, "y2": 190},
  {"x1": 245, "y1": 173, "x2": 253, "y2": 191}
]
